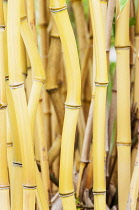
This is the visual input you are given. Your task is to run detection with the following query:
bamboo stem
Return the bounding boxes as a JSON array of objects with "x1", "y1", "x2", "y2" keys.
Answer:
[
  {"x1": 115, "y1": 0, "x2": 131, "y2": 209},
  {"x1": 50, "y1": 0, "x2": 81, "y2": 209},
  {"x1": 7, "y1": 0, "x2": 36, "y2": 208},
  {"x1": 89, "y1": 0, "x2": 108, "y2": 208}
]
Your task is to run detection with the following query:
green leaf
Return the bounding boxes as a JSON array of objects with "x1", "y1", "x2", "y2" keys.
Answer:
[
  {"x1": 129, "y1": 17, "x2": 136, "y2": 26},
  {"x1": 119, "y1": 0, "x2": 128, "y2": 11}
]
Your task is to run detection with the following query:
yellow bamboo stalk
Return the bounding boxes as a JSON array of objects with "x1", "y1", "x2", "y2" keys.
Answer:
[
  {"x1": 6, "y1": 79, "x2": 23, "y2": 210},
  {"x1": 89, "y1": 0, "x2": 108, "y2": 209},
  {"x1": 20, "y1": 2, "x2": 50, "y2": 209},
  {"x1": 7, "y1": 0, "x2": 36, "y2": 209},
  {"x1": 115, "y1": 0, "x2": 131, "y2": 209},
  {"x1": 50, "y1": 0, "x2": 81, "y2": 209},
  {"x1": 3, "y1": 1, "x2": 23, "y2": 209},
  {"x1": 36, "y1": 100, "x2": 50, "y2": 202},
  {"x1": 0, "y1": 1, "x2": 10, "y2": 208},
  {"x1": 37, "y1": 0, "x2": 52, "y2": 152}
]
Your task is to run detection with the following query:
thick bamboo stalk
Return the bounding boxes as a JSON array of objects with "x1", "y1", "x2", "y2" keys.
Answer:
[
  {"x1": 0, "y1": 2, "x2": 10, "y2": 208},
  {"x1": 7, "y1": 0, "x2": 36, "y2": 208},
  {"x1": 6, "y1": 81, "x2": 23, "y2": 210},
  {"x1": 115, "y1": 0, "x2": 131, "y2": 209},
  {"x1": 50, "y1": 0, "x2": 81, "y2": 209},
  {"x1": 89, "y1": 0, "x2": 108, "y2": 209}
]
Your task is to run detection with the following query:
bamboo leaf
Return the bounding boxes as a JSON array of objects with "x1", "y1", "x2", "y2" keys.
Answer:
[
  {"x1": 129, "y1": 17, "x2": 136, "y2": 26},
  {"x1": 119, "y1": 0, "x2": 128, "y2": 11}
]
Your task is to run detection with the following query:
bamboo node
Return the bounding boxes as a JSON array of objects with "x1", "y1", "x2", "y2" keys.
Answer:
[
  {"x1": 23, "y1": 185, "x2": 37, "y2": 190},
  {"x1": 13, "y1": 161, "x2": 22, "y2": 167},
  {"x1": 117, "y1": 142, "x2": 131, "y2": 146},
  {"x1": 5, "y1": 76, "x2": 9, "y2": 81},
  {"x1": 20, "y1": 16, "x2": 27, "y2": 23},
  {"x1": 51, "y1": 35, "x2": 60, "y2": 39},
  {"x1": 7, "y1": 143, "x2": 13, "y2": 147},
  {"x1": 33, "y1": 79, "x2": 45, "y2": 84},
  {"x1": 27, "y1": 66, "x2": 31, "y2": 70},
  {"x1": 10, "y1": 83, "x2": 24, "y2": 89},
  {"x1": 0, "y1": 185, "x2": 10, "y2": 190},
  {"x1": 3, "y1": 0, "x2": 8, "y2": 3},
  {"x1": 95, "y1": 82, "x2": 108, "y2": 87},
  {"x1": 37, "y1": 23, "x2": 48, "y2": 28},
  {"x1": 65, "y1": 104, "x2": 81, "y2": 110},
  {"x1": 0, "y1": 105, "x2": 7, "y2": 109},
  {"x1": 93, "y1": 191, "x2": 106, "y2": 195},
  {"x1": 59, "y1": 191, "x2": 75, "y2": 198},
  {"x1": 0, "y1": 26, "x2": 6, "y2": 31},
  {"x1": 50, "y1": 4, "x2": 67, "y2": 13},
  {"x1": 115, "y1": 46, "x2": 130, "y2": 50},
  {"x1": 22, "y1": 73, "x2": 27, "y2": 77}
]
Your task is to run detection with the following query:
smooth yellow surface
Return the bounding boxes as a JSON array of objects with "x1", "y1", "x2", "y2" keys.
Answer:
[
  {"x1": 116, "y1": 49, "x2": 131, "y2": 143},
  {"x1": 7, "y1": 0, "x2": 23, "y2": 85},
  {"x1": 0, "y1": 32, "x2": 6, "y2": 105},
  {"x1": 117, "y1": 146, "x2": 130, "y2": 210},
  {"x1": 0, "y1": 190, "x2": 10, "y2": 210},
  {"x1": 28, "y1": 81, "x2": 43, "y2": 137},
  {"x1": 11, "y1": 166, "x2": 23, "y2": 210},
  {"x1": 12, "y1": 86, "x2": 36, "y2": 187},
  {"x1": 6, "y1": 81, "x2": 21, "y2": 163},
  {"x1": 115, "y1": 0, "x2": 130, "y2": 46},
  {"x1": 23, "y1": 189, "x2": 35, "y2": 210},
  {"x1": 61, "y1": 195, "x2": 76, "y2": 210},
  {"x1": 59, "y1": 109, "x2": 79, "y2": 194},
  {"x1": 20, "y1": 20, "x2": 45, "y2": 82},
  {"x1": 93, "y1": 86, "x2": 107, "y2": 192},
  {"x1": 89, "y1": 0, "x2": 108, "y2": 83},
  {"x1": 52, "y1": 10, "x2": 81, "y2": 106},
  {"x1": 35, "y1": 164, "x2": 49, "y2": 210}
]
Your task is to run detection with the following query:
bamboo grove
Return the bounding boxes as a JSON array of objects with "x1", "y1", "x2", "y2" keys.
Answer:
[{"x1": 0, "y1": 0, "x2": 139, "y2": 209}]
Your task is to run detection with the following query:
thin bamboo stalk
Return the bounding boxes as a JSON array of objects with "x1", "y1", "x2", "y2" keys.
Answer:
[
  {"x1": 89, "y1": 0, "x2": 108, "y2": 209},
  {"x1": 115, "y1": 0, "x2": 131, "y2": 209},
  {"x1": 127, "y1": 1, "x2": 139, "y2": 209},
  {"x1": 36, "y1": 100, "x2": 50, "y2": 202},
  {"x1": 45, "y1": 18, "x2": 64, "y2": 134},
  {"x1": 6, "y1": 110, "x2": 13, "y2": 183},
  {"x1": 50, "y1": 0, "x2": 81, "y2": 209},
  {"x1": 37, "y1": 0, "x2": 51, "y2": 152}
]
